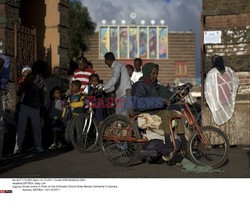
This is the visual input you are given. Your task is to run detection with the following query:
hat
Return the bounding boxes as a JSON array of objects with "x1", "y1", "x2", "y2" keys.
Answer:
[
  {"x1": 142, "y1": 62, "x2": 158, "y2": 77},
  {"x1": 22, "y1": 66, "x2": 32, "y2": 74}
]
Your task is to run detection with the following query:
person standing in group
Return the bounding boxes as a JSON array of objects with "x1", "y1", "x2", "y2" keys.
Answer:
[
  {"x1": 103, "y1": 52, "x2": 132, "y2": 116},
  {"x1": 83, "y1": 73, "x2": 105, "y2": 123},
  {"x1": 48, "y1": 87, "x2": 65, "y2": 150},
  {"x1": 44, "y1": 66, "x2": 63, "y2": 111},
  {"x1": 131, "y1": 58, "x2": 143, "y2": 84},
  {"x1": 14, "y1": 73, "x2": 44, "y2": 154},
  {"x1": 126, "y1": 64, "x2": 134, "y2": 85},
  {"x1": 18, "y1": 66, "x2": 32, "y2": 87},
  {"x1": 0, "y1": 55, "x2": 10, "y2": 161},
  {"x1": 63, "y1": 80, "x2": 85, "y2": 143},
  {"x1": 72, "y1": 57, "x2": 94, "y2": 93}
]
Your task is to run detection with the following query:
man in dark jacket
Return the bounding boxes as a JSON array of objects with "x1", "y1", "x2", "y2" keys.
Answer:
[
  {"x1": 14, "y1": 73, "x2": 44, "y2": 154},
  {"x1": 132, "y1": 62, "x2": 184, "y2": 134},
  {"x1": 132, "y1": 63, "x2": 184, "y2": 160}
]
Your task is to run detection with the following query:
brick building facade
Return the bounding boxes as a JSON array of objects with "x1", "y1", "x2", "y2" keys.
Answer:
[
  {"x1": 202, "y1": 0, "x2": 250, "y2": 145},
  {"x1": 84, "y1": 31, "x2": 196, "y2": 86}
]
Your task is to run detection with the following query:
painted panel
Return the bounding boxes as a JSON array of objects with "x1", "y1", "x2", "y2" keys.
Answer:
[
  {"x1": 139, "y1": 27, "x2": 147, "y2": 58},
  {"x1": 110, "y1": 27, "x2": 118, "y2": 58},
  {"x1": 149, "y1": 27, "x2": 157, "y2": 58},
  {"x1": 119, "y1": 27, "x2": 128, "y2": 59},
  {"x1": 100, "y1": 27, "x2": 109, "y2": 58},
  {"x1": 159, "y1": 27, "x2": 168, "y2": 59},
  {"x1": 129, "y1": 27, "x2": 138, "y2": 58}
]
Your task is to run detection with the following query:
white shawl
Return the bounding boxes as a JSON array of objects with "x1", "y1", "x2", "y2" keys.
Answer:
[{"x1": 204, "y1": 66, "x2": 239, "y2": 125}]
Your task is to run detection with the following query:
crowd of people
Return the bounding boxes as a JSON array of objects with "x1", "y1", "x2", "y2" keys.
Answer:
[
  {"x1": 1, "y1": 52, "x2": 167, "y2": 157},
  {"x1": 0, "y1": 51, "x2": 239, "y2": 164}
]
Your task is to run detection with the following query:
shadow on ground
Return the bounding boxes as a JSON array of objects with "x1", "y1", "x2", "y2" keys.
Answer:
[{"x1": 0, "y1": 146, "x2": 73, "y2": 175}]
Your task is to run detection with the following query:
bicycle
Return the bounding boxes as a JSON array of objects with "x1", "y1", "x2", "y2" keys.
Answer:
[
  {"x1": 69, "y1": 103, "x2": 99, "y2": 153},
  {"x1": 69, "y1": 92, "x2": 115, "y2": 153},
  {"x1": 99, "y1": 84, "x2": 230, "y2": 168}
]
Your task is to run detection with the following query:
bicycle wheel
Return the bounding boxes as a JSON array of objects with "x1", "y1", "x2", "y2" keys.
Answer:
[
  {"x1": 187, "y1": 126, "x2": 230, "y2": 168},
  {"x1": 99, "y1": 114, "x2": 142, "y2": 167},
  {"x1": 70, "y1": 113, "x2": 99, "y2": 152}
]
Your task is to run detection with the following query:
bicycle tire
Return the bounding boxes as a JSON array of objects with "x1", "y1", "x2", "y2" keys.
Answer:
[
  {"x1": 70, "y1": 113, "x2": 99, "y2": 153},
  {"x1": 99, "y1": 114, "x2": 142, "y2": 167},
  {"x1": 187, "y1": 126, "x2": 230, "y2": 168}
]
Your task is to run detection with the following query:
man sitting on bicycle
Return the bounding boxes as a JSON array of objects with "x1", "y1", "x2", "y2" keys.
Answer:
[{"x1": 131, "y1": 62, "x2": 185, "y2": 161}]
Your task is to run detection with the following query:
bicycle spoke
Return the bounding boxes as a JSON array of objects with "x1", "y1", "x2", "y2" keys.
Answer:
[{"x1": 188, "y1": 127, "x2": 229, "y2": 168}]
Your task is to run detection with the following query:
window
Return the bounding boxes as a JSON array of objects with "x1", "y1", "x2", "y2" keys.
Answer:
[{"x1": 175, "y1": 62, "x2": 188, "y2": 76}]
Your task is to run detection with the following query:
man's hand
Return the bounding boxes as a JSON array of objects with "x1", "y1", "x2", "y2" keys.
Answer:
[
  {"x1": 163, "y1": 98, "x2": 170, "y2": 106},
  {"x1": 95, "y1": 89, "x2": 103, "y2": 95}
]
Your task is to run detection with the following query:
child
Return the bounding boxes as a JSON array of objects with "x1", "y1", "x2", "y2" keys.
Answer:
[
  {"x1": 83, "y1": 73, "x2": 103, "y2": 96},
  {"x1": 48, "y1": 87, "x2": 64, "y2": 150},
  {"x1": 63, "y1": 80, "x2": 85, "y2": 143},
  {"x1": 84, "y1": 74, "x2": 105, "y2": 123},
  {"x1": 67, "y1": 80, "x2": 85, "y2": 114},
  {"x1": 126, "y1": 64, "x2": 134, "y2": 85}
]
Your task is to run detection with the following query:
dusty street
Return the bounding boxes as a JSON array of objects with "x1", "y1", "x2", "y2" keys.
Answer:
[{"x1": 0, "y1": 146, "x2": 250, "y2": 178}]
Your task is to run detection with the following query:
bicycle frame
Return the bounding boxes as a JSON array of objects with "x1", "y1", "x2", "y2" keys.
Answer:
[
  {"x1": 168, "y1": 92, "x2": 209, "y2": 152},
  {"x1": 102, "y1": 87, "x2": 209, "y2": 150}
]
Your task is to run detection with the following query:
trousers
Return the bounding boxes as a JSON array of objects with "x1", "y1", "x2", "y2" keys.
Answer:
[
  {"x1": 0, "y1": 92, "x2": 4, "y2": 159},
  {"x1": 15, "y1": 104, "x2": 43, "y2": 151}
]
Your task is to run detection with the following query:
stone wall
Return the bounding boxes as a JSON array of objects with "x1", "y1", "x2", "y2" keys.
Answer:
[{"x1": 202, "y1": 0, "x2": 250, "y2": 145}]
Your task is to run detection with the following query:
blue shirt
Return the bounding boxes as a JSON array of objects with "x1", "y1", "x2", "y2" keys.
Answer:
[{"x1": 0, "y1": 55, "x2": 10, "y2": 90}]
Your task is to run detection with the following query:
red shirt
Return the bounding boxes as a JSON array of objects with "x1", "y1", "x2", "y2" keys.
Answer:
[{"x1": 72, "y1": 67, "x2": 94, "y2": 92}]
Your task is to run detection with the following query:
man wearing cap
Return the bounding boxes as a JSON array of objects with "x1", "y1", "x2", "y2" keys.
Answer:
[
  {"x1": 14, "y1": 71, "x2": 44, "y2": 154},
  {"x1": 0, "y1": 55, "x2": 10, "y2": 161},
  {"x1": 72, "y1": 57, "x2": 94, "y2": 93},
  {"x1": 18, "y1": 66, "x2": 32, "y2": 87}
]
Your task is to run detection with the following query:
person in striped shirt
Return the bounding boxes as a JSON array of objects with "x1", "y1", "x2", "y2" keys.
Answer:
[{"x1": 72, "y1": 56, "x2": 94, "y2": 92}]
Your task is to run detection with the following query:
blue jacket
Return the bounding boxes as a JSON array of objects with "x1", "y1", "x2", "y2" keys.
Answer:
[{"x1": 0, "y1": 55, "x2": 10, "y2": 90}]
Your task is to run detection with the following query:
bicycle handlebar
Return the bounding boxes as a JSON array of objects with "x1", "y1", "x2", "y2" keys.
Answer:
[{"x1": 169, "y1": 83, "x2": 193, "y2": 102}]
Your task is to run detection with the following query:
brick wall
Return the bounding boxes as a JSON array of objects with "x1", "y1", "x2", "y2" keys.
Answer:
[
  {"x1": 203, "y1": 0, "x2": 250, "y2": 16},
  {"x1": 202, "y1": 0, "x2": 250, "y2": 145},
  {"x1": 84, "y1": 32, "x2": 196, "y2": 86}
]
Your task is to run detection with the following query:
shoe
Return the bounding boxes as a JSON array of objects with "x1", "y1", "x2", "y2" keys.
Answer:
[
  {"x1": 14, "y1": 148, "x2": 22, "y2": 154},
  {"x1": 36, "y1": 146, "x2": 45, "y2": 153},
  {"x1": 49, "y1": 144, "x2": 57, "y2": 150},
  {"x1": 56, "y1": 143, "x2": 66, "y2": 149},
  {"x1": 162, "y1": 151, "x2": 175, "y2": 161}
]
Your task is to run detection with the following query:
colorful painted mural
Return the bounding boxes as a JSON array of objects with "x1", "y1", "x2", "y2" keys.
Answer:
[
  {"x1": 110, "y1": 27, "x2": 118, "y2": 58},
  {"x1": 100, "y1": 27, "x2": 109, "y2": 58},
  {"x1": 129, "y1": 27, "x2": 138, "y2": 58},
  {"x1": 99, "y1": 26, "x2": 168, "y2": 59},
  {"x1": 149, "y1": 27, "x2": 157, "y2": 58},
  {"x1": 139, "y1": 27, "x2": 147, "y2": 58},
  {"x1": 159, "y1": 27, "x2": 168, "y2": 59},
  {"x1": 119, "y1": 27, "x2": 128, "y2": 59}
]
